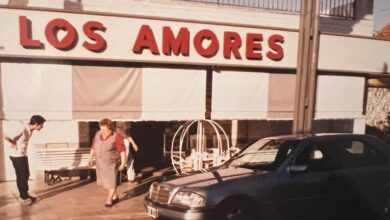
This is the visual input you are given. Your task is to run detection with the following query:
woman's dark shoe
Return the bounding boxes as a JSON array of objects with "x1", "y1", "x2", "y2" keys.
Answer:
[
  {"x1": 112, "y1": 198, "x2": 119, "y2": 204},
  {"x1": 29, "y1": 195, "x2": 37, "y2": 203},
  {"x1": 104, "y1": 203, "x2": 112, "y2": 208}
]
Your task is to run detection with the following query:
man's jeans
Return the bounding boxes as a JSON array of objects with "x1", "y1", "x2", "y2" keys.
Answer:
[{"x1": 10, "y1": 156, "x2": 30, "y2": 199}]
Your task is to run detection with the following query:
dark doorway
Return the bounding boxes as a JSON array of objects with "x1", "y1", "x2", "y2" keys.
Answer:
[{"x1": 131, "y1": 122, "x2": 165, "y2": 173}]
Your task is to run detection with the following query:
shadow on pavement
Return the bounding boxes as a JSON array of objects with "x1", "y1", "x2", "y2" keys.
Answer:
[
  {"x1": 121, "y1": 167, "x2": 173, "y2": 201},
  {"x1": 120, "y1": 167, "x2": 176, "y2": 202},
  {"x1": 0, "y1": 195, "x2": 15, "y2": 208},
  {"x1": 121, "y1": 176, "x2": 159, "y2": 201},
  {"x1": 35, "y1": 179, "x2": 94, "y2": 200}
]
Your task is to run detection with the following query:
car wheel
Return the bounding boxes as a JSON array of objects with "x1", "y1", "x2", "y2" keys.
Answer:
[{"x1": 216, "y1": 198, "x2": 259, "y2": 220}]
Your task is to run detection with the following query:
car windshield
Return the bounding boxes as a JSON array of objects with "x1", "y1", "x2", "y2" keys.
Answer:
[{"x1": 228, "y1": 139, "x2": 302, "y2": 170}]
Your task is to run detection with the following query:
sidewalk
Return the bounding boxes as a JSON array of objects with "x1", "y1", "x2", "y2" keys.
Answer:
[{"x1": 0, "y1": 169, "x2": 172, "y2": 220}]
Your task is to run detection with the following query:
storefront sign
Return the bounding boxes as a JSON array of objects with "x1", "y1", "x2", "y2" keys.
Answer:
[{"x1": 0, "y1": 8, "x2": 299, "y2": 68}]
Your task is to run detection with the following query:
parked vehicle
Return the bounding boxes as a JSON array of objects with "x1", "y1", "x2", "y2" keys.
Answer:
[{"x1": 144, "y1": 134, "x2": 390, "y2": 220}]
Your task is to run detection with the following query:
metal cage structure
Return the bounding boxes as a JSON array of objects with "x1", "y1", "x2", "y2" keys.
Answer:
[{"x1": 170, "y1": 120, "x2": 232, "y2": 174}]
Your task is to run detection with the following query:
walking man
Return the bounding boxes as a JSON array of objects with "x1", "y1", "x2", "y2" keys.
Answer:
[{"x1": 4, "y1": 115, "x2": 46, "y2": 206}]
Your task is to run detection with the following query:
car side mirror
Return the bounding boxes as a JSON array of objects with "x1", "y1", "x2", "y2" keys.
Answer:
[{"x1": 287, "y1": 165, "x2": 307, "y2": 175}]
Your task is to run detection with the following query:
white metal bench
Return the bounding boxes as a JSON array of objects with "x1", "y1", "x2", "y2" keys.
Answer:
[{"x1": 35, "y1": 147, "x2": 95, "y2": 185}]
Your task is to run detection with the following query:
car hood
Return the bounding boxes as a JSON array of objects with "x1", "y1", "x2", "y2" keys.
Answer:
[{"x1": 165, "y1": 167, "x2": 268, "y2": 188}]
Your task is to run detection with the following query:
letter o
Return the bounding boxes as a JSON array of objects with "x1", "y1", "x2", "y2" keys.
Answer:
[
  {"x1": 45, "y1": 18, "x2": 78, "y2": 50},
  {"x1": 193, "y1": 29, "x2": 219, "y2": 58}
]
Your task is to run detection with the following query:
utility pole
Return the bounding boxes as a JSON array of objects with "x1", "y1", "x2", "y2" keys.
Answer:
[{"x1": 293, "y1": 0, "x2": 321, "y2": 134}]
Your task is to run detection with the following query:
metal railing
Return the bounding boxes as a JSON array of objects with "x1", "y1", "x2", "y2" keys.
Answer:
[
  {"x1": 320, "y1": 0, "x2": 355, "y2": 18},
  {"x1": 182, "y1": 0, "x2": 355, "y2": 19}
]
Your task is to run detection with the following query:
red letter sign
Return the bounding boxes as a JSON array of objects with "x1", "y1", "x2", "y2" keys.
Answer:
[
  {"x1": 246, "y1": 33, "x2": 263, "y2": 60},
  {"x1": 223, "y1": 31, "x2": 242, "y2": 59},
  {"x1": 132, "y1": 25, "x2": 160, "y2": 55},
  {"x1": 162, "y1": 27, "x2": 190, "y2": 56},
  {"x1": 19, "y1": 16, "x2": 42, "y2": 48},
  {"x1": 45, "y1": 18, "x2": 77, "y2": 50},
  {"x1": 193, "y1": 29, "x2": 219, "y2": 58},
  {"x1": 266, "y1": 34, "x2": 284, "y2": 61},
  {"x1": 83, "y1": 21, "x2": 106, "y2": 52}
]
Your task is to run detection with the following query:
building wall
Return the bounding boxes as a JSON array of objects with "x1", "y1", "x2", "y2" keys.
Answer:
[
  {"x1": 2, "y1": 0, "x2": 300, "y2": 29},
  {"x1": 1, "y1": 0, "x2": 374, "y2": 36},
  {"x1": 321, "y1": 0, "x2": 374, "y2": 36}
]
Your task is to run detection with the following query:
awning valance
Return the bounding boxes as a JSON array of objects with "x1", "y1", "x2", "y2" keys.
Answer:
[
  {"x1": 72, "y1": 66, "x2": 143, "y2": 120},
  {"x1": 211, "y1": 70, "x2": 269, "y2": 120},
  {"x1": 315, "y1": 75, "x2": 365, "y2": 119}
]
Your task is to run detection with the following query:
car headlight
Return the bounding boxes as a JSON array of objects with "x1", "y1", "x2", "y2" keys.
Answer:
[
  {"x1": 148, "y1": 182, "x2": 159, "y2": 199},
  {"x1": 171, "y1": 191, "x2": 205, "y2": 208},
  {"x1": 148, "y1": 184, "x2": 154, "y2": 198}
]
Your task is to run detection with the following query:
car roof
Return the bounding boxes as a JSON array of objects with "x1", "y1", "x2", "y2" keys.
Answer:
[{"x1": 262, "y1": 133, "x2": 371, "y2": 141}]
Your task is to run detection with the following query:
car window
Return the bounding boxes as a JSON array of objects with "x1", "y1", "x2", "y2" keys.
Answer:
[
  {"x1": 229, "y1": 139, "x2": 301, "y2": 170},
  {"x1": 296, "y1": 139, "x2": 387, "y2": 171},
  {"x1": 244, "y1": 139, "x2": 275, "y2": 153},
  {"x1": 336, "y1": 140, "x2": 388, "y2": 168},
  {"x1": 346, "y1": 141, "x2": 364, "y2": 154},
  {"x1": 295, "y1": 143, "x2": 341, "y2": 172}
]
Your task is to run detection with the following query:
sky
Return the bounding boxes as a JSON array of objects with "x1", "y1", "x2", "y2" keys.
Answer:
[{"x1": 374, "y1": 0, "x2": 390, "y2": 32}]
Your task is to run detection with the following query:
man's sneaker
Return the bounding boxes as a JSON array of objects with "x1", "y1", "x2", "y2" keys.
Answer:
[{"x1": 21, "y1": 198, "x2": 32, "y2": 206}]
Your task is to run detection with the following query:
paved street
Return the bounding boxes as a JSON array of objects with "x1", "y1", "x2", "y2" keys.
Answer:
[{"x1": 0, "y1": 171, "x2": 165, "y2": 220}]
